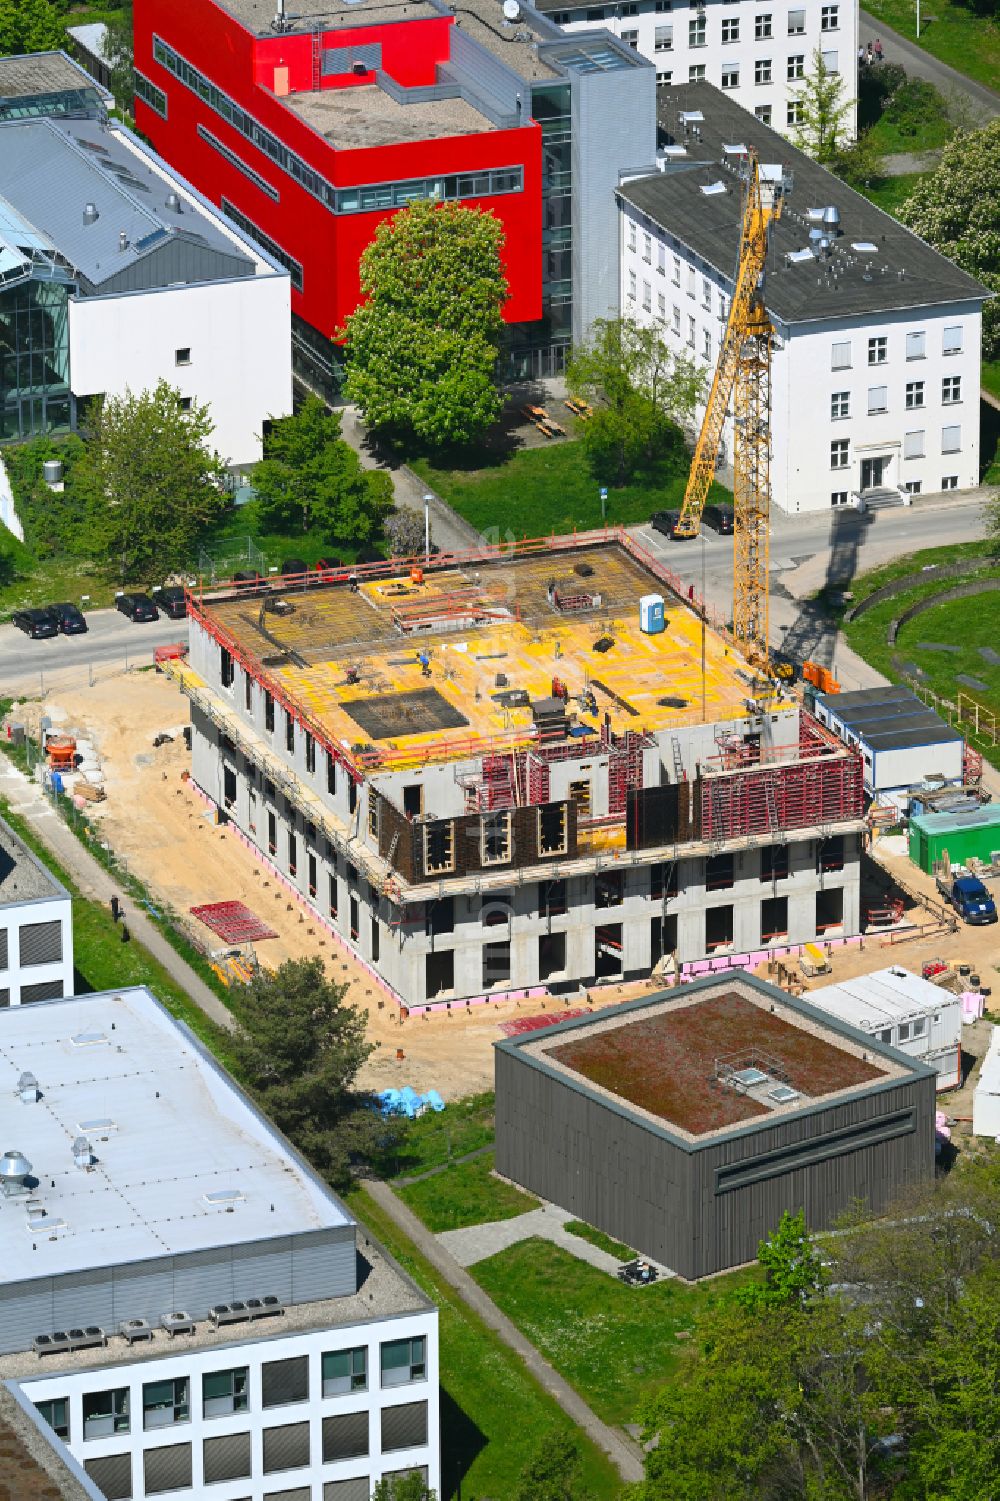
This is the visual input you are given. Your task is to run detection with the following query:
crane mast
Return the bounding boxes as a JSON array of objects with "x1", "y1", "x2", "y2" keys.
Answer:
[{"x1": 674, "y1": 153, "x2": 783, "y2": 667}]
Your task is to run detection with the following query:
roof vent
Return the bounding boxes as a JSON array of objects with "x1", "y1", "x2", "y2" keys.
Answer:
[
  {"x1": 165, "y1": 192, "x2": 182, "y2": 214},
  {"x1": 700, "y1": 181, "x2": 727, "y2": 196},
  {"x1": 82, "y1": 201, "x2": 99, "y2": 226},
  {"x1": 822, "y1": 204, "x2": 841, "y2": 234},
  {"x1": 73, "y1": 1136, "x2": 95, "y2": 1170},
  {"x1": 118, "y1": 230, "x2": 128, "y2": 252},
  {"x1": 17, "y1": 1072, "x2": 40, "y2": 1104},
  {"x1": 0, "y1": 1150, "x2": 32, "y2": 1196}
]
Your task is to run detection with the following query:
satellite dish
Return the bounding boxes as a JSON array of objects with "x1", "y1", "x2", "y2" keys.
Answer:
[{"x1": 503, "y1": 0, "x2": 521, "y2": 19}]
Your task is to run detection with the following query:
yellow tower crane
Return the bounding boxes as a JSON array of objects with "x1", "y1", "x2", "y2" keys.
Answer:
[{"x1": 673, "y1": 152, "x2": 784, "y2": 668}]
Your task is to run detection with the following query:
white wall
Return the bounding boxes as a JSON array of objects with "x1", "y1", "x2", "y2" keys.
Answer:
[
  {"x1": 552, "y1": 0, "x2": 857, "y2": 139},
  {"x1": 68, "y1": 270, "x2": 292, "y2": 470},
  {"x1": 620, "y1": 200, "x2": 984, "y2": 513},
  {"x1": 0, "y1": 894, "x2": 74, "y2": 1006}
]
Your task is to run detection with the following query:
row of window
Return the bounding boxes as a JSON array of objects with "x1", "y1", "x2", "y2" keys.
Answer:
[
  {"x1": 202, "y1": 128, "x2": 281, "y2": 203},
  {"x1": 661, "y1": 7, "x2": 835, "y2": 45},
  {"x1": 833, "y1": 327, "x2": 964, "y2": 368},
  {"x1": 831, "y1": 376, "x2": 963, "y2": 419},
  {"x1": 134, "y1": 69, "x2": 167, "y2": 119},
  {"x1": 832, "y1": 477, "x2": 959, "y2": 503},
  {"x1": 831, "y1": 428, "x2": 962, "y2": 468},
  {"x1": 221, "y1": 199, "x2": 303, "y2": 290},
  {"x1": 37, "y1": 1339, "x2": 426, "y2": 1444},
  {"x1": 653, "y1": 61, "x2": 820, "y2": 95}
]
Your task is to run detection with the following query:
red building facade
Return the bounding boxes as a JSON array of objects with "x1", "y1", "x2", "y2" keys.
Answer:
[{"x1": 132, "y1": 0, "x2": 543, "y2": 341}]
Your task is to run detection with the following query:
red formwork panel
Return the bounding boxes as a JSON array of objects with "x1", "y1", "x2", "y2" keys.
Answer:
[{"x1": 190, "y1": 901, "x2": 278, "y2": 944}]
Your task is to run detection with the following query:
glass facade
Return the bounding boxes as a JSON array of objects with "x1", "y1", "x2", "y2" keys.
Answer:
[
  {"x1": 508, "y1": 83, "x2": 573, "y2": 379},
  {"x1": 0, "y1": 86, "x2": 103, "y2": 122},
  {"x1": 0, "y1": 277, "x2": 73, "y2": 442}
]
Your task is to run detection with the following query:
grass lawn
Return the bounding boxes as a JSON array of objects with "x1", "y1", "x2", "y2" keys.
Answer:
[
  {"x1": 565, "y1": 1221, "x2": 636, "y2": 1261},
  {"x1": 411, "y1": 438, "x2": 731, "y2": 539},
  {"x1": 866, "y1": 105, "x2": 952, "y2": 156},
  {"x1": 861, "y1": 0, "x2": 1000, "y2": 92},
  {"x1": 854, "y1": 171, "x2": 927, "y2": 218},
  {"x1": 983, "y1": 361, "x2": 1000, "y2": 403},
  {"x1": 397, "y1": 1152, "x2": 538, "y2": 1232},
  {"x1": 472, "y1": 1238, "x2": 758, "y2": 1428},
  {"x1": 370, "y1": 1093, "x2": 495, "y2": 1180},
  {"x1": 346, "y1": 1191, "x2": 623, "y2": 1501}
]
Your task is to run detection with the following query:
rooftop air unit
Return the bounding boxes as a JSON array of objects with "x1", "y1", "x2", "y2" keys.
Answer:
[
  {"x1": 0, "y1": 1150, "x2": 32, "y2": 1197},
  {"x1": 17, "y1": 1072, "x2": 40, "y2": 1104},
  {"x1": 73, "y1": 1136, "x2": 95, "y2": 1170},
  {"x1": 82, "y1": 201, "x2": 99, "y2": 225}
]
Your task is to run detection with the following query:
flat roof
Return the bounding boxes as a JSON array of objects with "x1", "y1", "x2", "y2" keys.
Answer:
[
  {"x1": 618, "y1": 82, "x2": 987, "y2": 324},
  {"x1": 502, "y1": 974, "x2": 924, "y2": 1146},
  {"x1": 0, "y1": 989, "x2": 352, "y2": 1285},
  {"x1": 217, "y1": 0, "x2": 440, "y2": 35},
  {"x1": 809, "y1": 966, "x2": 960, "y2": 1032},
  {"x1": 0, "y1": 815, "x2": 69, "y2": 908},
  {"x1": 190, "y1": 542, "x2": 756, "y2": 764},
  {"x1": 819, "y1": 686, "x2": 960, "y2": 750},
  {"x1": 0, "y1": 50, "x2": 107, "y2": 103},
  {"x1": 912, "y1": 803, "x2": 1000, "y2": 834},
  {"x1": 285, "y1": 83, "x2": 494, "y2": 147}
]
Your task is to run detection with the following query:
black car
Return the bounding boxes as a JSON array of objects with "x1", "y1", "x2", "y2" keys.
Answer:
[
  {"x1": 152, "y1": 585, "x2": 187, "y2": 620},
  {"x1": 280, "y1": 557, "x2": 309, "y2": 591},
  {"x1": 702, "y1": 505, "x2": 735, "y2": 535},
  {"x1": 116, "y1": 592, "x2": 159, "y2": 622},
  {"x1": 45, "y1": 602, "x2": 88, "y2": 635},
  {"x1": 232, "y1": 570, "x2": 270, "y2": 595},
  {"x1": 12, "y1": 608, "x2": 58, "y2": 639},
  {"x1": 650, "y1": 509, "x2": 682, "y2": 539}
]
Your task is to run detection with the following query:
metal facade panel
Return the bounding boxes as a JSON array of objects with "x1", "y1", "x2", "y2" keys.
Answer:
[
  {"x1": 52, "y1": 1266, "x2": 115, "y2": 1329},
  {"x1": 261, "y1": 1355, "x2": 309, "y2": 1409},
  {"x1": 18, "y1": 919, "x2": 62, "y2": 966},
  {"x1": 143, "y1": 1442, "x2": 192, "y2": 1495},
  {"x1": 98, "y1": 236, "x2": 252, "y2": 295},
  {"x1": 322, "y1": 1409, "x2": 369, "y2": 1461},
  {"x1": 171, "y1": 1247, "x2": 235, "y2": 1314},
  {"x1": 203, "y1": 1431, "x2": 252, "y2": 1482},
  {"x1": 112, "y1": 1257, "x2": 176, "y2": 1326},
  {"x1": 84, "y1": 1452, "x2": 133, "y2": 1500},
  {"x1": 290, "y1": 1227, "x2": 354, "y2": 1303},
  {"x1": 262, "y1": 1421, "x2": 311, "y2": 1473},
  {"x1": 324, "y1": 1479, "x2": 370, "y2": 1501},
  {"x1": 322, "y1": 43, "x2": 382, "y2": 75},
  {"x1": 381, "y1": 1400, "x2": 428, "y2": 1452},
  {"x1": 0, "y1": 1276, "x2": 53, "y2": 1354},
  {"x1": 231, "y1": 1238, "x2": 292, "y2": 1301},
  {"x1": 449, "y1": 28, "x2": 522, "y2": 121}
]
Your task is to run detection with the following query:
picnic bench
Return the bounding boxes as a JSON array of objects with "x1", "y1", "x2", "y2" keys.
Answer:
[{"x1": 521, "y1": 403, "x2": 567, "y2": 438}]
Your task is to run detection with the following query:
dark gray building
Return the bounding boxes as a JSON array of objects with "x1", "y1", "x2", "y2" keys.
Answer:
[{"x1": 495, "y1": 973, "x2": 936, "y2": 1278}]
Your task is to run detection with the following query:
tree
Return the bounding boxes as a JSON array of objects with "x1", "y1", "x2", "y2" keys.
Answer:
[
  {"x1": 790, "y1": 48, "x2": 854, "y2": 161},
  {"x1": 252, "y1": 395, "x2": 392, "y2": 546},
  {"x1": 104, "y1": 5, "x2": 136, "y2": 113},
  {"x1": 75, "y1": 381, "x2": 226, "y2": 584},
  {"x1": 900, "y1": 118, "x2": 1000, "y2": 357},
  {"x1": 228, "y1": 958, "x2": 381, "y2": 1186},
  {"x1": 829, "y1": 132, "x2": 886, "y2": 190},
  {"x1": 370, "y1": 1473, "x2": 436, "y2": 1501},
  {"x1": 735, "y1": 1209, "x2": 825, "y2": 1313},
  {"x1": 514, "y1": 1430, "x2": 592, "y2": 1501},
  {"x1": 384, "y1": 507, "x2": 430, "y2": 559},
  {"x1": 0, "y1": 0, "x2": 65, "y2": 54},
  {"x1": 566, "y1": 316, "x2": 704, "y2": 486},
  {"x1": 343, "y1": 200, "x2": 507, "y2": 450}
]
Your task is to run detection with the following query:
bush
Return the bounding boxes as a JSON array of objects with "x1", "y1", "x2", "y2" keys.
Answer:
[
  {"x1": 883, "y1": 77, "x2": 950, "y2": 139},
  {"x1": 3, "y1": 436, "x2": 88, "y2": 559}
]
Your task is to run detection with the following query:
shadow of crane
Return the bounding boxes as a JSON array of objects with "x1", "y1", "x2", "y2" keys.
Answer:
[{"x1": 777, "y1": 503, "x2": 877, "y2": 671}]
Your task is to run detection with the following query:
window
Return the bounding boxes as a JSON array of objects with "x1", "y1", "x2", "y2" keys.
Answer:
[
  {"x1": 898, "y1": 1021, "x2": 911, "y2": 1042},
  {"x1": 913, "y1": 1016, "x2": 926, "y2": 1036},
  {"x1": 135, "y1": 68, "x2": 167, "y2": 117},
  {"x1": 481, "y1": 810, "x2": 511, "y2": 864},
  {"x1": 655, "y1": 23, "x2": 673, "y2": 48},
  {"x1": 628, "y1": 268, "x2": 637, "y2": 302},
  {"x1": 423, "y1": 821, "x2": 454, "y2": 874},
  {"x1": 689, "y1": 63, "x2": 706, "y2": 80},
  {"x1": 831, "y1": 391, "x2": 850, "y2": 419},
  {"x1": 905, "y1": 381, "x2": 924, "y2": 409},
  {"x1": 244, "y1": 671, "x2": 253, "y2": 712},
  {"x1": 381, "y1": 1401, "x2": 428, "y2": 1454},
  {"x1": 179, "y1": 396, "x2": 192, "y2": 412},
  {"x1": 760, "y1": 895, "x2": 789, "y2": 941},
  {"x1": 672, "y1": 255, "x2": 680, "y2": 285},
  {"x1": 688, "y1": 314, "x2": 696, "y2": 347},
  {"x1": 721, "y1": 16, "x2": 739, "y2": 41},
  {"x1": 328, "y1": 871, "x2": 338, "y2": 919},
  {"x1": 817, "y1": 834, "x2": 844, "y2": 873},
  {"x1": 831, "y1": 340, "x2": 851, "y2": 370},
  {"x1": 722, "y1": 60, "x2": 740, "y2": 86},
  {"x1": 642, "y1": 232, "x2": 652, "y2": 263},
  {"x1": 868, "y1": 385, "x2": 888, "y2": 414},
  {"x1": 942, "y1": 424, "x2": 961, "y2": 453},
  {"x1": 831, "y1": 490, "x2": 848, "y2": 506},
  {"x1": 657, "y1": 66, "x2": 672, "y2": 84},
  {"x1": 323, "y1": 1411, "x2": 369, "y2": 1463},
  {"x1": 262, "y1": 1421, "x2": 310, "y2": 1474},
  {"x1": 144, "y1": 1378, "x2": 190, "y2": 1430},
  {"x1": 788, "y1": 7, "x2": 805, "y2": 31},
  {"x1": 628, "y1": 220, "x2": 637, "y2": 252},
  {"x1": 83, "y1": 1388, "x2": 129, "y2": 1440},
  {"x1": 483, "y1": 940, "x2": 511, "y2": 988},
  {"x1": 538, "y1": 802, "x2": 568, "y2": 855},
  {"x1": 755, "y1": 58, "x2": 773, "y2": 84},
  {"x1": 539, "y1": 877, "x2": 568, "y2": 916},
  {"x1": 706, "y1": 905, "x2": 734, "y2": 950},
  {"x1": 203, "y1": 1432, "x2": 252, "y2": 1484},
  {"x1": 702, "y1": 278, "x2": 712, "y2": 310},
  {"x1": 287, "y1": 830, "x2": 297, "y2": 878},
  {"x1": 942, "y1": 375, "x2": 962, "y2": 404},
  {"x1": 831, "y1": 439, "x2": 849, "y2": 469},
  {"x1": 703, "y1": 329, "x2": 712, "y2": 359},
  {"x1": 657, "y1": 242, "x2": 666, "y2": 274},
  {"x1": 756, "y1": 13, "x2": 772, "y2": 37},
  {"x1": 350, "y1": 894, "x2": 359, "y2": 941},
  {"x1": 706, "y1": 853, "x2": 735, "y2": 890},
  {"x1": 264, "y1": 689, "x2": 275, "y2": 733},
  {"x1": 672, "y1": 305, "x2": 681, "y2": 334},
  {"x1": 788, "y1": 53, "x2": 805, "y2": 77},
  {"x1": 905, "y1": 330, "x2": 926, "y2": 360},
  {"x1": 381, "y1": 1336, "x2": 426, "y2": 1388},
  {"x1": 539, "y1": 931, "x2": 567, "y2": 980},
  {"x1": 308, "y1": 851, "x2": 317, "y2": 898},
  {"x1": 904, "y1": 480, "x2": 922, "y2": 495},
  {"x1": 203, "y1": 1367, "x2": 249, "y2": 1418},
  {"x1": 285, "y1": 709, "x2": 295, "y2": 753},
  {"x1": 35, "y1": 1398, "x2": 69, "y2": 1440},
  {"x1": 942, "y1": 475, "x2": 959, "y2": 490},
  {"x1": 144, "y1": 1444, "x2": 192, "y2": 1494},
  {"x1": 175, "y1": 347, "x2": 191, "y2": 366},
  {"x1": 821, "y1": 48, "x2": 839, "y2": 71},
  {"x1": 657, "y1": 290, "x2": 666, "y2": 320},
  {"x1": 267, "y1": 809, "x2": 277, "y2": 856},
  {"x1": 868, "y1": 336, "x2": 887, "y2": 365},
  {"x1": 199, "y1": 124, "x2": 279, "y2": 200},
  {"x1": 786, "y1": 99, "x2": 803, "y2": 124},
  {"x1": 642, "y1": 279, "x2": 652, "y2": 312},
  {"x1": 689, "y1": 14, "x2": 706, "y2": 45},
  {"x1": 621, "y1": 28, "x2": 638, "y2": 46},
  {"x1": 821, "y1": 1, "x2": 838, "y2": 24},
  {"x1": 943, "y1": 324, "x2": 963, "y2": 355},
  {"x1": 322, "y1": 1346, "x2": 367, "y2": 1396},
  {"x1": 262, "y1": 1355, "x2": 309, "y2": 1409},
  {"x1": 903, "y1": 430, "x2": 925, "y2": 459},
  {"x1": 755, "y1": 103, "x2": 773, "y2": 123}
]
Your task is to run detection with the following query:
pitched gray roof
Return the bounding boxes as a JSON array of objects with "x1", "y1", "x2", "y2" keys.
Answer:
[
  {"x1": 0, "y1": 116, "x2": 254, "y2": 293},
  {"x1": 617, "y1": 82, "x2": 987, "y2": 325}
]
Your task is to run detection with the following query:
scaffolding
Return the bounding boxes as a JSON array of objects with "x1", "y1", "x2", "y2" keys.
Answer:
[{"x1": 700, "y1": 716, "x2": 864, "y2": 842}]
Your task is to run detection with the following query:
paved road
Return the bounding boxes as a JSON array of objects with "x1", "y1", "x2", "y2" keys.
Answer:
[
  {"x1": 360, "y1": 1179, "x2": 646, "y2": 1484},
  {"x1": 859, "y1": 8, "x2": 1000, "y2": 117},
  {"x1": 0, "y1": 610, "x2": 188, "y2": 697}
]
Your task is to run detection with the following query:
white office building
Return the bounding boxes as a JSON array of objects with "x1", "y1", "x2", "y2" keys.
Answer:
[
  {"x1": 530, "y1": 0, "x2": 857, "y2": 140},
  {"x1": 808, "y1": 965, "x2": 962, "y2": 1091},
  {"x1": 0, "y1": 812, "x2": 74, "y2": 1007},
  {"x1": 618, "y1": 83, "x2": 988, "y2": 513},
  {"x1": 0, "y1": 988, "x2": 440, "y2": 1500},
  {"x1": 0, "y1": 53, "x2": 291, "y2": 466}
]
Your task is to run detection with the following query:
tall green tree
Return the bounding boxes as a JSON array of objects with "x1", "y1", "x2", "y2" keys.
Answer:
[
  {"x1": 566, "y1": 316, "x2": 704, "y2": 486},
  {"x1": 252, "y1": 394, "x2": 392, "y2": 545},
  {"x1": 790, "y1": 48, "x2": 854, "y2": 161},
  {"x1": 228, "y1": 957, "x2": 380, "y2": 1186},
  {"x1": 735, "y1": 1208, "x2": 825, "y2": 1313},
  {"x1": 514, "y1": 1430, "x2": 592, "y2": 1501},
  {"x1": 900, "y1": 117, "x2": 1000, "y2": 357},
  {"x1": 76, "y1": 380, "x2": 226, "y2": 584},
  {"x1": 0, "y1": 0, "x2": 65, "y2": 54},
  {"x1": 104, "y1": 5, "x2": 136, "y2": 113},
  {"x1": 342, "y1": 200, "x2": 507, "y2": 450}
]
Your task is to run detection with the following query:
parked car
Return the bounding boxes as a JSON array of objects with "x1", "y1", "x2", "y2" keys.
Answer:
[
  {"x1": 935, "y1": 873, "x2": 998, "y2": 925},
  {"x1": 280, "y1": 557, "x2": 310, "y2": 591},
  {"x1": 650, "y1": 509, "x2": 682, "y2": 539},
  {"x1": 11, "y1": 608, "x2": 58, "y2": 639},
  {"x1": 44, "y1": 602, "x2": 88, "y2": 634},
  {"x1": 115, "y1": 592, "x2": 159, "y2": 622},
  {"x1": 313, "y1": 557, "x2": 346, "y2": 585},
  {"x1": 232, "y1": 570, "x2": 269, "y2": 595},
  {"x1": 702, "y1": 505, "x2": 735, "y2": 535},
  {"x1": 152, "y1": 586, "x2": 187, "y2": 620}
]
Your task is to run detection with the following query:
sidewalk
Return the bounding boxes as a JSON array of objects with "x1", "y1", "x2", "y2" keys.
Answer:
[
  {"x1": 859, "y1": 7, "x2": 1000, "y2": 117},
  {"x1": 437, "y1": 1198, "x2": 675, "y2": 1279},
  {"x1": 360, "y1": 1179, "x2": 646, "y2": 1484},
  {"x1": 0, "y1": 761, "x2": 235, "y2": 1033}
]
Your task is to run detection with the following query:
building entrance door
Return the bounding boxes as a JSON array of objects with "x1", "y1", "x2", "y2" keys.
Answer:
[{"x1": 860, "y1": 456, "x2": 888, "y2": 491}]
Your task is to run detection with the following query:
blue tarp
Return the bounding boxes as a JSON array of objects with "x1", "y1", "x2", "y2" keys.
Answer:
[{"x1": 375, "y1": 1087, "x2": 446, "y2": 1118}]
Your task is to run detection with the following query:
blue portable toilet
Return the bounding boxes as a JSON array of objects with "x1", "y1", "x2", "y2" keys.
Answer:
[{"x1": 639, "y1": 593, "x2": 665, "y2": 634}]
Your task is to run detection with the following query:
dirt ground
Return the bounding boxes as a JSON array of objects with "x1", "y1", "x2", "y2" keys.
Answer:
[{"x1": 13, "y1": 672, "x2": 1000, "y2": 1109}]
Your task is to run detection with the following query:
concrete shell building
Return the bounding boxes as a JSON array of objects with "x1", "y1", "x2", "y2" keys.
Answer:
[
  {"x1": 0, "y1": 988, "x2": 439, "y2": 1500},
  {"x1": 0, "y1": 812, "x2": 74, "y2": 1008},
  {"x1": 619, "y1": 82, "x2": 988, "y2": 513},
  {"x1": 168, "y1": 536, "x2": 867, "y2": 1011},
  {"x1": 495, "y1": 972, "x2": 937, "y2": 1278}
]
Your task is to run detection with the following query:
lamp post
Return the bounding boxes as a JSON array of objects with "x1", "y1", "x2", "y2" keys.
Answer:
[
  {"x1": 599, "y1": 486, "x2": 608, "y2": 525},
  {"x1": 422, "y1": 493, "x2": 431, "y2": 561}
]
